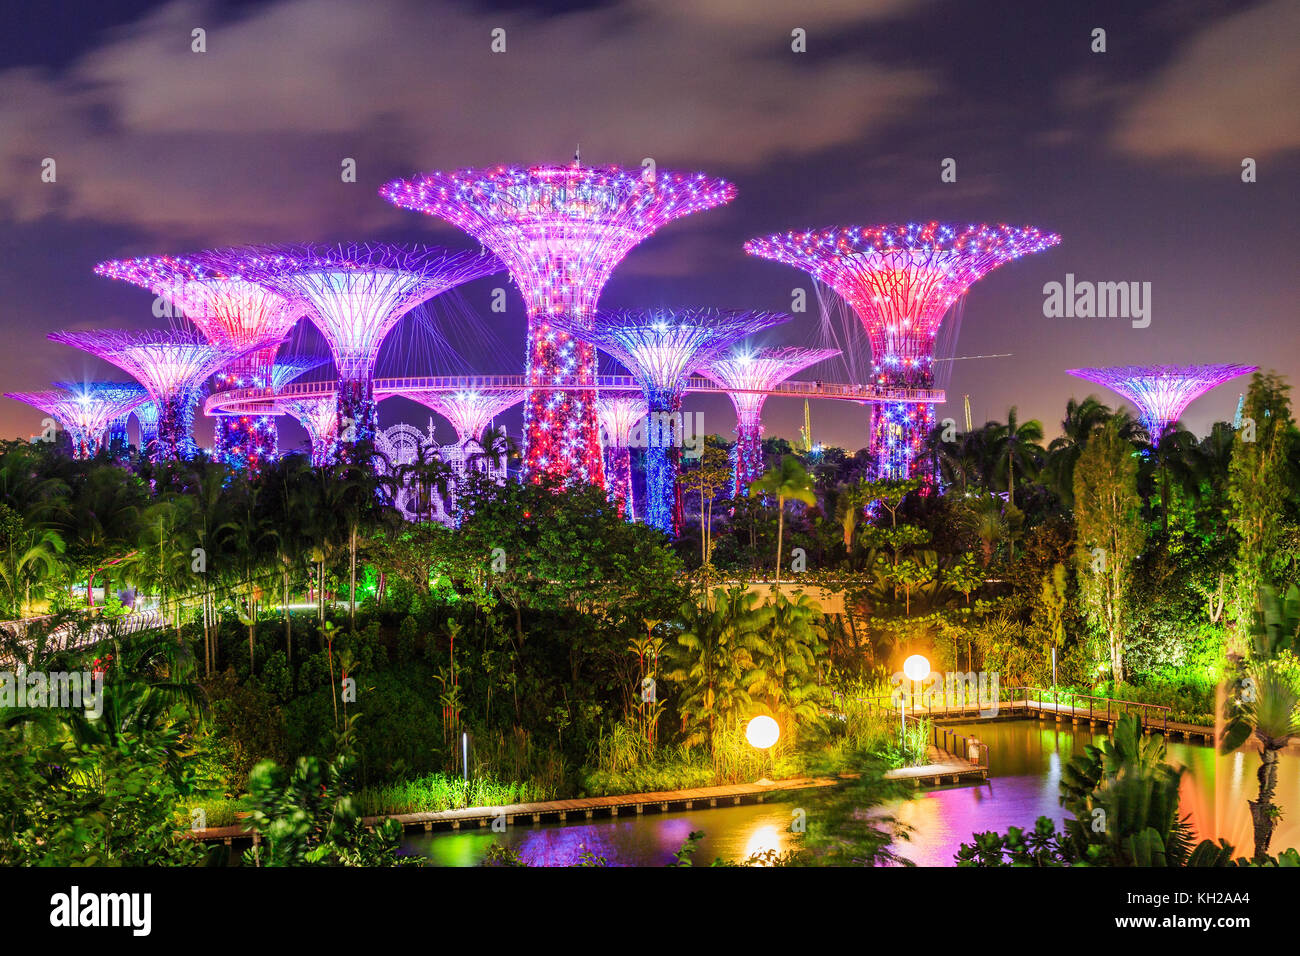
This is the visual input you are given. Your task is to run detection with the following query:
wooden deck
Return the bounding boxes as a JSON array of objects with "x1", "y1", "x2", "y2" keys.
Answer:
[
  {"x1": 188, "y1": 757, "x2": 988, "y2": 845},
  {"x1": 914, "y1": 698, "x2": 1215, "y2": 742}
]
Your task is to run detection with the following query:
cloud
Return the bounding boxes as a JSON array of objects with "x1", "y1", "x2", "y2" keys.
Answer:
[
  {"x1": 1111, "y1": 0, "x2": 1300, "y2": 165},
  {"x1": 0, "y1": 0, "x2": 935, "y2": 240}
]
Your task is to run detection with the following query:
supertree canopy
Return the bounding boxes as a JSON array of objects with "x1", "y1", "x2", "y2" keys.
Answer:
[
  {"x1": 47, "y1": 330, "x2": 253, "y2": 462},
  {"x1": 557, "y1": 308, "x2": 788, "y2": 535},
  {"x1": 5, "y1": 382, "x2": 145, "y2": 458},
  {"x1": 201, "y1": 242, "x2": 500, "y2": 459},
  {"x1": 95, "y1": 251, "x2": 306, "y2": 471},
  {"x1": 1066, "y1": 364, "x2": 1258, "y2": 444},
  {"x1": 281, "y1": 394, "x2": 339, "y2": 465},
  {"x1": 402, "y1": 388, "x2": 526, "y2": 445},
  {"x1": 699, "y1": 347, "x2": 839, "y2": 497},
  {"x1": 380, "y1": 162, "x2": 737, "y2": 487},
  {"x1": 55, "y1": 380, "x2": 148, "y2": 457},
  {"x1": 134, "y1": 401, "x2": 159, "y2": 450},
  {"x1": 596, "y1": 394, "x2": 646, "y2": 521},
  {"x1": 745, "y1": 222, "x2": 1060, "y2": 480}
]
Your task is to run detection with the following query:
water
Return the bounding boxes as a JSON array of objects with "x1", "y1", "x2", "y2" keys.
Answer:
[{"x1": 403, "y1": 720, "x2": 1298, "y2": 866}]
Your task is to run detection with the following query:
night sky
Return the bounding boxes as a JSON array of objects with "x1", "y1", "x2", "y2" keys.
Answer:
[{"x1": 1, "y1": 0, "x2": 1295, "y2": 453}]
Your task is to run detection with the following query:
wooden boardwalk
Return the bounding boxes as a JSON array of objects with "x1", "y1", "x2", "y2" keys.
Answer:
[
  {"x1": 189, "y1": 756, "x2": 988, "y2": 845},
  {"x1": 914, "y1": 698, "x2": 1215, "y2": 742}
]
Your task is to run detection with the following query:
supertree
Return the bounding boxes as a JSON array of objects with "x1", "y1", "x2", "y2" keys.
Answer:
[
  {"x1": 745, "y1": 222, "x2": 1060, "y2": 480},
  {"x1": 557, "y1": 308, "x2": 788, "y2": 535},
  {"x1": 699, "y1": 347, "x2": 840, "y2": 497},
  {"x1": 56, "y1": 380, "x2": 149, "y2": 456},
  {"x1": 1066, "y1": 364, "x2": 1258, "y2": 444},
  {"x1": 206, "y1": 357, "x2": 330, "y2": 467},
  {"x1": 47, "y1": 330, "x2": 254, "y2": 462},
  {"x1": 94, "y1": 252, "x2": 306, "y2": 471},
  {"x1": 134, "y1": 402, "x2": 159, "y2": 452},
  {"x1": 5, "y1": 383, "x2": 146, "y2": 458},
  {"x1": 281, "y1": 395, "x2": 339, "y2": 465},
  {"x1": 596, "y1": 395, "x2": 646, "y2": 521},
  {"x1": 402, "y1": 388, "x2": 525, "y2": 446},
  {"x1": 201, "y1": 243, "x2": 500, "y2": 459},
  {"x1": 380, "y1": 162, "x2": 736, "y2": 487}
]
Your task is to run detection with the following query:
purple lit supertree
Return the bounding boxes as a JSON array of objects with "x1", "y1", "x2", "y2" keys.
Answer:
[
  {"x1": 596, "y1": 395, "x2": 646, "y2": 521},
  {"x1": 1066, "y1": 364, "x2": 1258, "y2": 444},
  {"x1": 5, "y1": 383, "x2": 146, "y2": 458},
  {"x1": 745, "y1": 222, "x2": 1060, "y2": 480},
  {"x1": 402, "y1": 388, "x2": 526, "y2": 446},
  {"x1": 47, "y1": 330, "x2": 253, "y2": 462},
  {"x1": 206, "y1": 357, "x2": 330, "y2": 466},
  {"x1": 55, "y1": 380, "x2": 149, "y2": 456},
  {"x1": 380, "y1": 162, "x2": 736, "y2": 487},
  {"x1": 94, "y1": 252, "x2": 305, "y2": 471},
  {"x1": 699, "y1": 347, "x2": 840, "y2": 497},
  {"x1": 557, "y1": 308, "x2": 788, "y2": 535},
  {"x1": 134, "y1": 402, "x2": 159, "y2": 452},
  {"x1": 201, "y1": 243, "x2": 500, "y2": 460},
  {"x1": 281, "y1": 395, "x2": 339, "y2": 465}
]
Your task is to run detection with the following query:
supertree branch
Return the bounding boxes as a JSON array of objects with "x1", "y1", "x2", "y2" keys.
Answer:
[
  {"x1": 699, "y1": 347, "x2": 839, "y2": 496},
  {"x1": 5, "y1": 384, "x2": 143, "y2": 458},
  {"x1": 597, "y1": 395, "x2": 646, "y2": 522},
  {"x1": 281, "y1": 395, "x2": 340, "y2": 466},
  {"x1": 745, "y1": 221, "x2": 1059, "y2": 480},
  {"x1": 1067, "y1": 364, "x2": 1258, "y2": 444},
  {"x1": 380, "y1": 163, "x2": 736, "y2": 487},
  {"x1": 199, "y1": 242, "x2": 500, "y2": 458},
  {"x1": 555, "y1": 308, "x2": 788, "y2": 535},
  {"x1": 47, "y1": 329, "x2": 260, "y2": 462},
  {"x1": 403, "y1": 389, "x2": 526, "y2": 445}
]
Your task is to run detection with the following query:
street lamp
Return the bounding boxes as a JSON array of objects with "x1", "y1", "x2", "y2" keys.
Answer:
[
  {"x1": 901, "y1": 654, "x2": 930, "y2": 763},
  {"x1": 746, "y1": 715, "x2": 780, "y2": 784}
]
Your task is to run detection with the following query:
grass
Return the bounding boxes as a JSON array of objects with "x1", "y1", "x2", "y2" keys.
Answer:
[{"x1": 358, "y1": 772, "x2": 556, "y2": 816}]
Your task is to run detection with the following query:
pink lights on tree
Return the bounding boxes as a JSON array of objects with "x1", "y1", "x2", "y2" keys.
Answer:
[
  {"x1": 4, "y1": 383, "x2": 147, "y2": 458},
  {"x1": 1066, "y1": 364, "x2": 1258, "y2": 444},
  {"x1": 402, "y1": 388, "x2": 526, "y2": 445},
  {"x1": 745, "y1": 222, "x2": 1060, "y2": 480},
  {"x1": 380, "y1": 162, "x2": 737, "y2": 487},
  {"x1": 699, "y1": 347, "x2": 839, "y2": 496},
  {"x1": 596, "y1": 394, "x2": 646, "y2": 521}
]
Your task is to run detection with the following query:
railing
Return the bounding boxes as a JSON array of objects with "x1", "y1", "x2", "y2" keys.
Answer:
[
  {"x1": 832, "y1": 686, "x2": 1170, "y2": 735},
  {"x1": 900, "y1": 712, "x2": 989, "y2": 771},
  {"x1": 204, "y1": 374, "x2": 946, "y2": 415}
]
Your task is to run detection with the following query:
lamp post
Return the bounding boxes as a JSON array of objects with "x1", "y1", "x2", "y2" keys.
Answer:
[
  {"x1": 746, "y1": 715, "x2": 780, "y2": 784},
  {"x1": 902, "y1": 654, "x2": 931, "y2": 764}
]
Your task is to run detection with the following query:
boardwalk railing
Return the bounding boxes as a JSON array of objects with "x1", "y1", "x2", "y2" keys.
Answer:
[
  {"x1": 832, "y1": 685, "x2": 1171, "y2": 735},
  {"x1": 902, "y1": 712, "x2": 989, "y2": 771}
]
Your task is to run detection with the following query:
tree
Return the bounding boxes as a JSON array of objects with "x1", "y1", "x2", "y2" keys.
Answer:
[
  {"x1": 749, "y1": 457, "x2": 817, "y2": 584},
  {"x1": 1227, "y1": 372, "x2": 1296, "y2": 652},
  {"x1": 1074, "y1": 419, "x2": 1146, "y2": 682},
  {"x1": 679, "y1": 439, "x2": 730, "y2": 569}
]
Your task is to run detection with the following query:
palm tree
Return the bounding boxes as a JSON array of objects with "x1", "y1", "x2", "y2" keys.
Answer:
[
  {"x1": 991, "y1": 406, "x2": 1044, "y2": 507},
  {"x1": 1047, "y1": 396, "x2": 1112, "y2": 505},
  {"x1": 0, "y1": 518, "x2": 66, "y2": 619},
  {"x1": 750, "y1": 457, "x2": 817, "y2": 584},
  {"x1": 746, "y1": 591, "x2": 827, "y2": 740}
]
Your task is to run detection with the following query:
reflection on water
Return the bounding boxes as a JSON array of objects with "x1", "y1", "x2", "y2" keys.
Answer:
[{"x1": 405, "y1": 720, "x2": 1300, "y2": 866}]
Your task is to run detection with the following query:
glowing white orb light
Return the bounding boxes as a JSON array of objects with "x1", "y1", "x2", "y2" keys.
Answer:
[
  {"x1": 746, "y1": 715, "x2": 780, "y2": 750},
  {"x1": 903, "y1": 654, "x2": 931, "y2": 682}
]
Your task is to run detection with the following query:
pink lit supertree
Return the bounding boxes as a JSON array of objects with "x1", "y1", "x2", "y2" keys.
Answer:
[
  {"x1": 47, "y1": 330, "x2": 254, "y2": 461},
  {"x1": 699, "y1": 347, "x2": 840, "y2": 497},
  {"x1": 596, "y1": 395, "x2": 646, "y2": 521},
  {"x1": 202, "y1": 243, "x2": 500, "y2": 460},
  {"x1": 5, "y1": 383, "x2": 146, "y2": 458},
  {"x1": 281, "y1": 395, "x2": 339, "y2": 465},
  {"x1": 558, "y1": 308, "x2": 788, "y2": 535},
  {"x1": 380, "y1": 162, "x2": 736, "y2": 487},
  {"x1": 55, "y1": 380, "x2": 149, "y2": 456},
  {"x1": 1066, "y1": 364, "x2": 1258, "y2": 444},
  {"x1": 745, "y1": 222, "x2": 1060, "y2": 480},
  {"x1": 402, "y1": 388, "x2": 525, "y2": 446},
  {"x1": 94, "y1": 252, "x2": 305, "y2": 471}
]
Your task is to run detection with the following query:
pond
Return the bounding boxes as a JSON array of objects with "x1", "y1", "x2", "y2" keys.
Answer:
[{"x1": 402, "y1": 719, "x2": 1299, "y2": 866}]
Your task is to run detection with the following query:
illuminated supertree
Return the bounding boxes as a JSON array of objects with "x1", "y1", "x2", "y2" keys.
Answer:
[
  {"x1": 402, "y1": 388, "x2": 525, "y2": 445},
  {"x1": 596, "y1": 395, "x2": 646, "y2": 521},
  {"x1": 746, "y1": 222, "x2": 1060, "y2": 480},
  {"x1": 5, "y1": 383, "x2": 145, "y2": 458},
  {"x1": 559, "y1": 308, "x2": 788, "y2": 535},
  {"x1": 132, "y1": 402, "x2": 159, "y2": 452},
  {"x1": 1066, "y1": 364, "x2": 1258, "y2": 444},
  {"x1": 55, "y1": 380, "x2": 148, "y2": 457},
  {"x1": 380, "y1": 162, "x2": 736, "y2": 486},
  {"x1": 206, "y1": 357, "x2": 329, "y2": 467},
  {"x1": 699, "y1": 347, "x2": 839, "y2": 497},
  {"x1": 203, "y1": 243, "x2": 500, "y2": 459},
  {"x1": 281, "y1": 395, "x2": 339, "y2": 465},
  {"x1": 47, "y1": 330, "x2": 252, "y2": 462}
]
